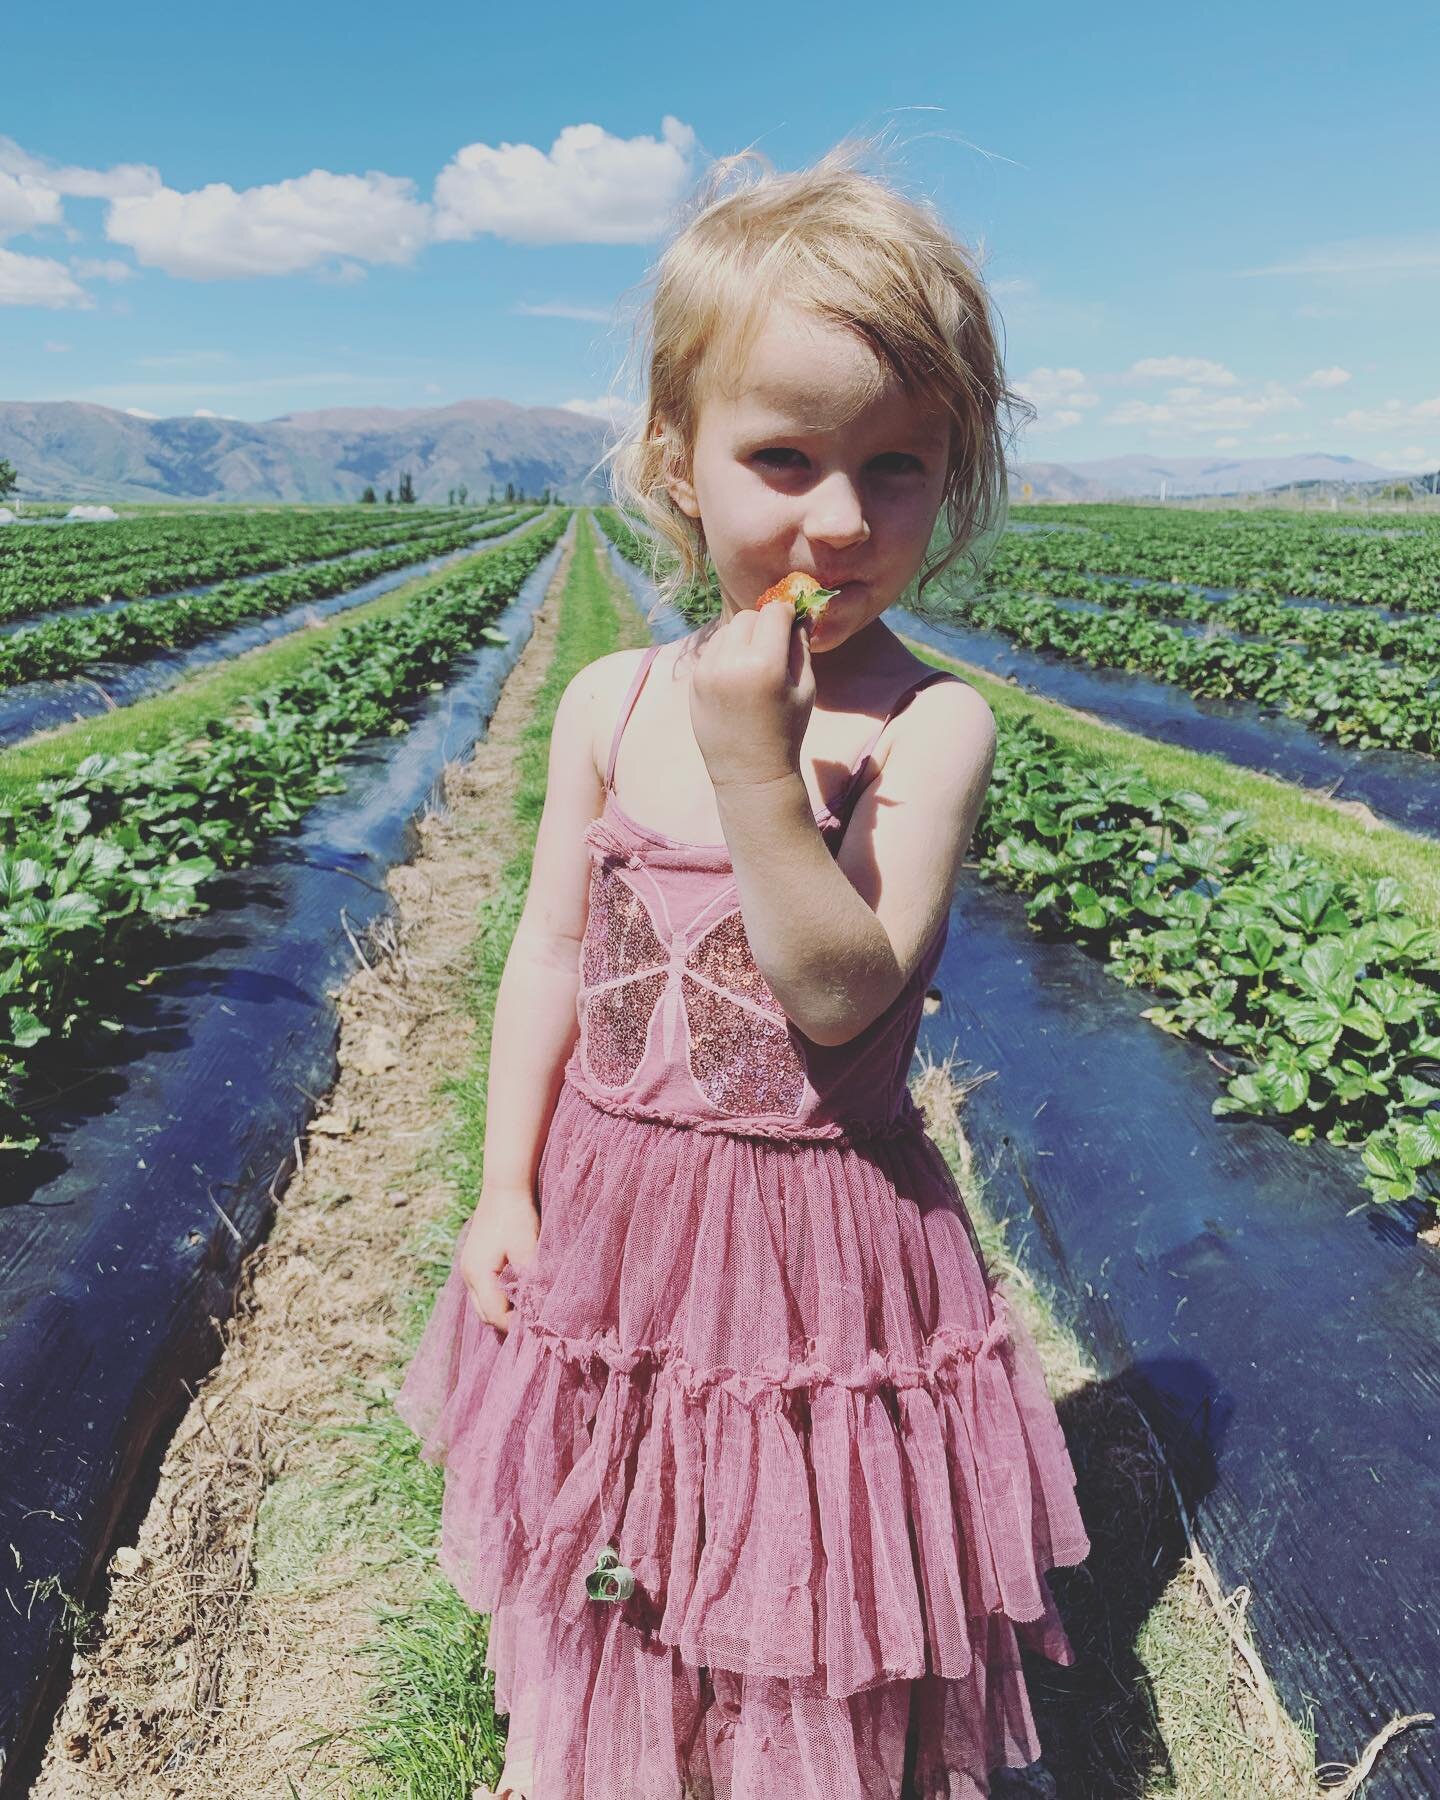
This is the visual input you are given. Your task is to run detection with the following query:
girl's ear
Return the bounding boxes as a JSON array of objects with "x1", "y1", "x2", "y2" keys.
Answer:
[{"x1": 655, "y1": 417, "x2": 701, "y2": 519}]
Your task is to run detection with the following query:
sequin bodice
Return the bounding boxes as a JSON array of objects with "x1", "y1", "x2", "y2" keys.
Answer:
[{"x1": 559, "y1": 642, "x2": 964, "y2": 1145}]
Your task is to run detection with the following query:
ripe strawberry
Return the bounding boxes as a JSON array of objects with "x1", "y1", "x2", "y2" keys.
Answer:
[{"x1": 754, "y1": 571, "x2": 840, "y2": 623}]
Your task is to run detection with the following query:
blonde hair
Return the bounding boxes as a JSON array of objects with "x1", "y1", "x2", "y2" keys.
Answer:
[{"x1": 595, "y1": 134, "x2": 1031, "y2": 618}]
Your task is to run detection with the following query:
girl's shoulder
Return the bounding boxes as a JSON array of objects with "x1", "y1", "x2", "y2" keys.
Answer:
[
  {"x1": 579, "y1": 645, "x2": 664, "y2": 782},
  {"x1": 845, "y1": 647, "x2": 996, "y2": 815}
]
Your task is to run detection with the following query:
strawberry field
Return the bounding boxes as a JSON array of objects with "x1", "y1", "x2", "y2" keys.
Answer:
[{"x1": 0, "y1": 498, "x2": 1435, "y2": 1792}]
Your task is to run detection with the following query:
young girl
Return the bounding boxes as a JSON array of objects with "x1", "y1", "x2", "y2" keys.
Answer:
[{"x1": 396, "y1": 141, "x2": 1091, "y2": 1800}]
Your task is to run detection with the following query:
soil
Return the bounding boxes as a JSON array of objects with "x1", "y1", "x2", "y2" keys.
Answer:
[{"x1": 28, "y1": 534, "x2": 577, "y2": 1799}]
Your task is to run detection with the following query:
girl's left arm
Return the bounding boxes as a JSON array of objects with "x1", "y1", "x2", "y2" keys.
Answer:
[{"x1": 699, "y1": 607, "x2": 996, "y2": 1048}]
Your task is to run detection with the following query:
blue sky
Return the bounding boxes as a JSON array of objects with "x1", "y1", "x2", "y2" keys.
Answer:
[{"x1": 4, "y1": 0, "x2": 1436, "y2": 469}]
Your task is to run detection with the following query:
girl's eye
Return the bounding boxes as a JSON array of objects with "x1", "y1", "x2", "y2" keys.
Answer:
[{"x1": 752, "y1": 450, "x2": 922, "y2": 473}]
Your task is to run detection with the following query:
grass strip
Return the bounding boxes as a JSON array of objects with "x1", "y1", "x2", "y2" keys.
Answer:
[
  {"x1": 901, "y1": 642, "x2": 1440, "y2": 928},
  {"x1": 338, "y1": 510, "x2": 648, "y2": 1796}
]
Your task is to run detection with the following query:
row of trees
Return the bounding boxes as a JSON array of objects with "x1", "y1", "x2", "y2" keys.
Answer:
[
  {"x1": 0, "y1": 458, "x2": 18, "y2": 502},
  {"x1": 358, "y1": 476, "x2": 563, "y2": 506}
]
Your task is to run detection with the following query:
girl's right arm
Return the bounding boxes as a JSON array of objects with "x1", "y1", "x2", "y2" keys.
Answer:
[{"x1": 460, "y1": 654, "x2": 613, "y2": 1335}]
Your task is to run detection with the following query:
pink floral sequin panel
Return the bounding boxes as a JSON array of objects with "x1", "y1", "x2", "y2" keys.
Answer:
[
  {"x1": 579, "y1": 859, "x2": 809, "y2": 1117},
  {"x1": 684, "y1": 912, "x2": 807, "y2": 1114}
]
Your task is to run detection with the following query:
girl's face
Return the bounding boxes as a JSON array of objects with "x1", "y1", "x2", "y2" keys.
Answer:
[{"x1": 662, "y1": 300, "x2": 952, "y2": 658}]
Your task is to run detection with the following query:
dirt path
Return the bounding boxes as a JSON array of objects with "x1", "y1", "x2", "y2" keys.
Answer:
[{"x1": 30, "y1": 535, "x2": 578, "y2": 1800}]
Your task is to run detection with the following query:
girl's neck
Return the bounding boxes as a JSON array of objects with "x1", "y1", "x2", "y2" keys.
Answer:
[{"x1": 697, "y1": 609, "x2": 904, "y2": 700}]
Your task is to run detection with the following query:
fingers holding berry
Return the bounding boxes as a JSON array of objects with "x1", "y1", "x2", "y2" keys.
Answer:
[{"x1": 689, "y1": 572, "x2": 823, "y2": 793}]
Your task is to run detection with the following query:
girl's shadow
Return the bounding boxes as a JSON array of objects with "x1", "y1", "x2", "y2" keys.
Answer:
[{"x1": 997, "y1": 1356, "x2": 1228, "y2": 1798}]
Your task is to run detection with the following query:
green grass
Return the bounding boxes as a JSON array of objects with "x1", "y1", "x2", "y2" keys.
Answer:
[
  {"x1": 0, "y1": 514, "x2": 554, "y2": 800},
  {"x1": 900, "y1": 635, "x2": 1440, "y2": 929},
  {"x1": 340, "y1": 512, "x2": 650, "y2": 1798}
]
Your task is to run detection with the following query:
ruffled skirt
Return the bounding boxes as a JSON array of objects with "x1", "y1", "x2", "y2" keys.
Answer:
[{"x1": 395, "y1": 1079, "x2": 1090, "y2": 1798}]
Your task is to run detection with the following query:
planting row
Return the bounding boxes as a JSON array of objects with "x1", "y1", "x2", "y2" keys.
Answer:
[
  {"x1": 0, "y1": 511, "x2": 571, "y2": 1148},
  {"x1": 945, "y1": 587, "x2": 1440, "y2": 756},
  {"x1": 595, "y1": 505, "x2": 1439, "y2": 1214},
  {"x1": 996, "y1": 564, "x2": 1440, "y2": 665},
  {"x1": 971, "y1": 720, "x2": 1440, "y2": 1210},
  {"x1": 0, "y1": 510, "x2": 539, "y2": 689},
  {"x1": 1002, "y1": 504, "x2": 1440, "y2": 610},
  {"x1": 0, "y1": 504, "x2": 508, "y2": 622}
]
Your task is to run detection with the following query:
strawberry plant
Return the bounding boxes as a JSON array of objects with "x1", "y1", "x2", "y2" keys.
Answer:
[
  {"x1": 0, "y1": 509, "x2": 537, "y2": 689},
  {"x1": 0, "y1": 512, "x2": 569, "y2": 1149}
]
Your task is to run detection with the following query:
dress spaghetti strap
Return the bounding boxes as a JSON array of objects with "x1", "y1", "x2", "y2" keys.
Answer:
[
  {"x1": 833, "y1": 667, "x2": 966, "y2": 821},
  {"x1": 606, "y1": 645, "x2": 962, "y2": 822},
  {"x1": 605, "y1": 643, "x2": 663, "y2": 790}
]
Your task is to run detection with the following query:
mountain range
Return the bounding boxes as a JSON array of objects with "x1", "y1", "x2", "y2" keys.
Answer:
[
  {"x1": 1010, "y1": 451, "x2": 1410, "y2": 501},
  {"x1": 0, "y1": 399, "x2": 613, "y2": 505},
  {"x1": 0, "y1": 399, "x2": 1416, "y2": 505}
]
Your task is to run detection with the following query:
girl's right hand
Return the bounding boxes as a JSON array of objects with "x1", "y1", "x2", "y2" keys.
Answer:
[{"x1": 459, "y1": 1187, "x2": 540, "y2": 1336}]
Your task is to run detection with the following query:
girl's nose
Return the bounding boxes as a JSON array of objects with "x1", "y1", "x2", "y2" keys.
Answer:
[{"x1": 803, "y1": 472, "x2": 871, "y2": 548}]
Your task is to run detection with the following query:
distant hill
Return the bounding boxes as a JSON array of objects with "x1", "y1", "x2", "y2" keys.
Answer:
[
  {"x1": 1011, "y1": 452, "x2": 1408, "y2": 501},
  {"x1": 1, "y1": 399, "x2": 1423, "y2": 509},
  {"x1": 0, "y1": 398, "x2": 613, "y2": 504}
]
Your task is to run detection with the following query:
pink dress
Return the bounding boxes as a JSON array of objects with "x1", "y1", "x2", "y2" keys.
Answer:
[{"x1": 395, "y1": 641, "x2": 1091, "y2": 1799}]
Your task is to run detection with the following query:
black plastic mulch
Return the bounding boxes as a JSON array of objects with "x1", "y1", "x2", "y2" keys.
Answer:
[
  {"x1": 893, "y1": 606, "x2": 1440, "y2": 842},
  {"x1": 0, "y1": 527, "x2": 570, "y2": 1787}
]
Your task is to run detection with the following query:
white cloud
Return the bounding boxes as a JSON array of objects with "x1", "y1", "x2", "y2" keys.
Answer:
[
  {"x1": 106, "y1": 169, "x2": 432, "y2": 279},
  {"x1": 43, "y1": 338, "x2": 71, "y2": 352},
  {"x1": 0, "y1": 136, "x2": 160, "y2": 202},
  {"x1": 72, "y1": 256, "x2": 136, "y2": 282},
  {"x1": 1051, "y1": 409, "x2": 1083, "y2": 428},
  {"x1": 1335, "y1": 396, "x2": 1440, "y2": 433},
  {"x1": 76, "y1": 371, "x2": 360, "y2": 407},
  {"x1": 1013, "y1": 367, "x2": 1100, "y2": 423},
  {"x1": 514, "y1": 300, "x2": 614, "y2": 322},
  {"x1": 0, "y1": 171, "x2": 64, "y2": 240},
  {"x1": 1237, "y1": 230, "x2": 1440, "y2": 281},
  {"x1": 988, "y1": 276, "x2": 1034, "y2": 298},
  {"x1": 1213, "y1": 436, "x2": 1242, "y2": 449},
  {"x1": 123, "y1": 407, "x2": 159, "y2": 419},
  {"x1": 433, "y1": 116, "x2": 697, "y2": 245},
  {"x1": 1105, "y1": 384, "x2": 1302, "y2": 433},
  {"x1": 1301, "y1": 366, "x2": 1351, "y2": 389},
  {"x1": 1374, "y1": 446, "x2": 1438, "y2": 471},
  {"x1": 1295, "y1": 302, "x2": 1349, "y2": 319},
  {"x1": 560, "y1": 394, "x2": 640, "y2": 429},
  {"x1": 0, "y1": 247, "x2": 93, "y2": 308},
  {"x1": 1124, "y1": 356, "x2": 1238, "y2": 388},
  {"x1": 135, "y1": 349, "x2": 234, "y2": 369}
]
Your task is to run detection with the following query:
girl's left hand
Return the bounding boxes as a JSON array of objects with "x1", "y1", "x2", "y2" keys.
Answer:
[{"x1": 690, "y1": 602, "x2": 815, "y2": 793}]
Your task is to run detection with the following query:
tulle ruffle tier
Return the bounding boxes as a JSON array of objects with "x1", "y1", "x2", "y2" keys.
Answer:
[
  {"x1": 395, "y1": 1077, "x2": 1090, "y2": 1795},
  {"x1": 474, "y1": 1592, "x2": 1062, "y2": 1799}
]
